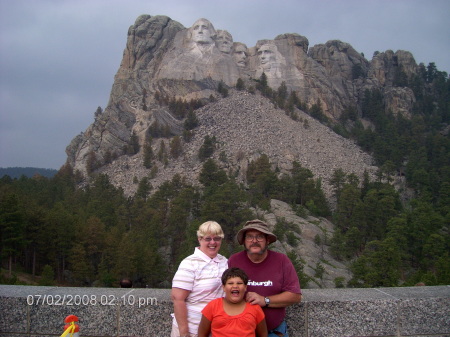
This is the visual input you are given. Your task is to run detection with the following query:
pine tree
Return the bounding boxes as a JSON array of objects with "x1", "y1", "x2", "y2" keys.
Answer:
[
  {"x1": 86, "y1": 151, "x2": 99, "y2": 174},
  {"x1": 198, "y1": 135, "x2": 216, "y2": 161},
  {"x1": 200, "y1": 180, "x2": 251, "y2": 252},
  {"x1": 0, "y1": 193, "x2": 25, "y2": 277},
  {"x1": 69, "y1": 243, "x2": 93, "y2": 285},
  {"x1": 350, "y1": 238, "x2": 401, "y2": 287},
  {"x1": 287, "y1": 251, "x2": 310, "y2": 288},
  {"x1": 143, "y1": 138, "x2": 154, "y2": 169},
  {"x1": 170, "y1": 136, "x2": 183, "y2": 159},
  {"x1": 330, "y1": 168, "x2": 347, "y2": 199},
  {"x1": 136, "y1": 177, "x2": 152, "y2": 200},
  {"x1": 94, "y1": 106, "x2": 103, "y2": 119},
  {"x1": 84, "y1": 216, "x2": 106, "y2": 278},
  {"x1": 114, "y1": 233, "x2": 139, "y2": 281},
  {"x1": 39, "y1": 264, "x2": 55, "y2": 286},
  {"x1": 158, "y1": 140, "x2": 167, "y2": 162},
  {"x1": 199, "y1": 159, "x2": 228, "y2": 187},
  {"x1": 258, "y1": 72, "x2": 268, "y2": 88},
  {"x1": 236, "y1": 78, "x2": 245, "y2": 91},
  {"x1": 184, "y1": 109, "x2": 199, "y2": 130},
  {"x1": 128, "y1": 131, "x2": 140, "y2": 155},
  {"x1": 217, "y1": 81, "x2": 228, "y2": 97},
  {"x1": 276, "y1": 81, "x2": 288, "y2": 108}
]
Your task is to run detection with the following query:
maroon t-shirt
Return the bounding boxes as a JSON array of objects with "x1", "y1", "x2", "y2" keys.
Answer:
[{"x1": 228, "y1": 250, "x2": 301, "y2": 330}]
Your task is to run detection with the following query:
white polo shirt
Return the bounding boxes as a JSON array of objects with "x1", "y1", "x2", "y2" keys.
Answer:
[{"x1": 172, "y1": 247, "x2": 228, "y2": 333}]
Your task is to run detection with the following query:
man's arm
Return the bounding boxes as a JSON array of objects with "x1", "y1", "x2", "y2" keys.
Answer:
[
  {"x1": 197, "y1": 315, "x2": 212, "y2": 337},
  {"x1": 171, "y1": 287, "x2": 191, "y2": 335},
  {"x1": 246, "y1": 291, "x2": 301, "y2": 308}
]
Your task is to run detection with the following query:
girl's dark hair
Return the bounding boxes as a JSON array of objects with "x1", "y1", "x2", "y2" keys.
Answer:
[{"x1": 221, "y1": 267, "x2": 249, "y2": 285}]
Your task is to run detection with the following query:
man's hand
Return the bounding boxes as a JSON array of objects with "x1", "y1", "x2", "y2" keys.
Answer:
[
  {"x1": 246, "y1": 291, "x2": 302, "y2": 308},
  {"x1": 245, "y1": 291, "x2": 265, "y2": 306}
]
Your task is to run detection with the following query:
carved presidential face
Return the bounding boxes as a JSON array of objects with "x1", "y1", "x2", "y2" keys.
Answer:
[
  {"x1": 258, "y1": 44, "x2": 277, "y2": 69},
  {"x1": 191, "y1": 19, "x2": 215, "y2": 44},
  {"x1": 233, "y1": 44, "x2": 248, "y2": 67},
  {"x1": 216, "y1": 30, "x2": 233, "y2": 54}
]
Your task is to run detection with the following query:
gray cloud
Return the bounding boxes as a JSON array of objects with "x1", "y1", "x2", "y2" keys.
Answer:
[{"x1": 1, "y1": 0, "x2": 449, "y2": 169}]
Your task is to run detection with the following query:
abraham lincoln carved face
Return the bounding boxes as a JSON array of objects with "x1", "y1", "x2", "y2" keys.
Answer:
[{"x1": 257, "y1": 43, "x2": 277, "y2": 69}]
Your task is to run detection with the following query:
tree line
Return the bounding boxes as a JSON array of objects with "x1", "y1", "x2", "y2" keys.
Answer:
[
  {"x1": 1, "y1": 151, "x2": 448, "y2": 288},
  {"x1": 0, "y1": 156, "x2": 327, "y2": 287}
]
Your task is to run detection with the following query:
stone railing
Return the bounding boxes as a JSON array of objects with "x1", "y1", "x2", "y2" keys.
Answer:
[{"x1": 0, "y1": 284, "x2": 448, "y2": 336}]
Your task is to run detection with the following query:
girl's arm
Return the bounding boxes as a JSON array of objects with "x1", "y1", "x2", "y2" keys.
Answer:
[
  {"x1": 256, "y1": 318, "x2": 268, "y2": 337},
  {"x1": 197, "y1": 315, "x2": 212, "y2": 337}
]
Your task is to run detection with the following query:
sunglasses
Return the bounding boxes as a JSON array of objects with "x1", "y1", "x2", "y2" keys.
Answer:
[{"x1": 202, "y1": 237, "x2": 223, "y2": 242}]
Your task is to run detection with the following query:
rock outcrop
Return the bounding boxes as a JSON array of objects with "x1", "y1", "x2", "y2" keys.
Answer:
[
  {"x1": 265, "y1": 199, "x2": 351, "y2": 288},
  {"x1": 98, "y1": 90, "x2": 377, "y2": 201},
  {"x1": 65, "y1": 13, "x2": 420, "y2": 188}
]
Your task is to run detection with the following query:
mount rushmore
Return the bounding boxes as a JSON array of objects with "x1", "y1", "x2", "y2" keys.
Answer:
[{"x1": 66, "y1": 14, "x2": 419, "y2": 197}]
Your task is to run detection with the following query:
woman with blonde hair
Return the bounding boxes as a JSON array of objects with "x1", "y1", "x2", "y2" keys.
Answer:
[{"x1": 170, "y1": 221, "x2": 228, "y2": 337}]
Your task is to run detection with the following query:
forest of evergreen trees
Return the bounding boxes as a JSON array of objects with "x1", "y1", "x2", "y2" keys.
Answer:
[
  {"x1": 0, "y1": 63, "x2": 448, "y2": 288},
  {"x1": 0, "y1": 167, "x2": 57, "y2": 179}
]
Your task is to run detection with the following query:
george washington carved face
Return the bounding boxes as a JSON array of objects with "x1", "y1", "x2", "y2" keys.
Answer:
[{"x1": 190, "y1": 18, "x2": 216, "y2": 44}]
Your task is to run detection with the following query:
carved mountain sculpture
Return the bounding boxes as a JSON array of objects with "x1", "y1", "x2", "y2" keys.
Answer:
[{"x1": 66, "y1": 14, "x2": 420, "y2": 197}]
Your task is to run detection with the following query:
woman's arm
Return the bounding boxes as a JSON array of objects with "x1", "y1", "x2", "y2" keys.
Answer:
[
  {"x1": 197, "y1": 315, "x2": 212, "y2": 337},
  {"x1": 256, "y1": 318, "x2": 268, "y2": 337},
  {"x1": 171, "y1": 287, "x2": 191, "y2": 335}
]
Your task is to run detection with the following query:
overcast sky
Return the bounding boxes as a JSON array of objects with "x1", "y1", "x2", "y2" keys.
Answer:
[{"x1": 1, "y1": 0, "x2": 449, "y2": 170}]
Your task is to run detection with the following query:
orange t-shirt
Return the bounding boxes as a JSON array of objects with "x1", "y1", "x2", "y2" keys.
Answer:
[{"x1": 201, "y1": 298, "x2": 265, "y2": 337}]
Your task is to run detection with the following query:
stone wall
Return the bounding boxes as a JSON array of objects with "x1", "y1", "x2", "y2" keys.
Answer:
[{"x1": 0, "y1": 285, "x2": 449, "y2": 337}]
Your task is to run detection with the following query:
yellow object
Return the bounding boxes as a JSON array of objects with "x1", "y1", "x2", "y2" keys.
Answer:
[{"x1": 60, "y1": 321, "x2": 76, "y2": 337}]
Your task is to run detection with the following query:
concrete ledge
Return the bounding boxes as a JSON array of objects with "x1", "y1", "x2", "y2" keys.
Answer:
[{"x1": 0, "y1": 285, "x2": 449, "y2": 337}]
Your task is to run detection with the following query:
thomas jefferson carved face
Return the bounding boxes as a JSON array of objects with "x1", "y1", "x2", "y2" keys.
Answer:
[
  {"x1": 216, "y1": 30, "x2": 233, "y2": 54},
  {"x1": 233, "y1": 43, "x2": 248, "y2": 67},
  {"x1": 191, "y1": 18, "x2": 215, "y2": 44},
  {"x1": 258, "y1": 44, "x2": 277, "y2": 69}
]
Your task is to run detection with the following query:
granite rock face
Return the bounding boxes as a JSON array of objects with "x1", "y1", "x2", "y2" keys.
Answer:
[
  {"x1": 264, "y1": 199, "x2": 352, "y2": 288},
  {"x1": 65, "y1": 14, "x2": 419, "y2": 184}
]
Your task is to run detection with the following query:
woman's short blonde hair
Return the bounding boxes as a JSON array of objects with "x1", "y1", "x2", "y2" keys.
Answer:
[{"x1": 197, "y1": 221, "x2": 224, "y2": 238}]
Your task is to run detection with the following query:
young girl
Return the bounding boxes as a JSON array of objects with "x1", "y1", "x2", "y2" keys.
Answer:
[{"x1": 198, "y1": 267, "x2": 268, "y2": 337}]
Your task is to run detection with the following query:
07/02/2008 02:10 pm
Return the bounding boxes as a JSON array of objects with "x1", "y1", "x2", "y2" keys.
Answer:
[{"x1": 26, "y1": 294, "x2": 158, "y2": 308}]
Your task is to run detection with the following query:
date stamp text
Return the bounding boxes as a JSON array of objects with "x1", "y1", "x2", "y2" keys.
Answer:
[{"x1": 27, "y1": 294, "x2": 157, "y2": 308}]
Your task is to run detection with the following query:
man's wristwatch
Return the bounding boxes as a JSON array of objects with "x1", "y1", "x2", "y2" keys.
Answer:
[{"x1": 264, "y1": 296, "x2": 270, "y2": 307}]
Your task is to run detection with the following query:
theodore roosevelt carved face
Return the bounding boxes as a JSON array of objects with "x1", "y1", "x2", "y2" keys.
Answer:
[
  {"x1": 190, "y1": 18, "x2": 216, "y2": 44},
  {"x1": 216, "y1": 30, "x2": 233, "y2": 54},
  {"x1": 233, "y1": 43, "x2": 248, "y2": 67}
]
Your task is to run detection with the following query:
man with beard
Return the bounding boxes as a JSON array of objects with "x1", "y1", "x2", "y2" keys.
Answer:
[{"x1": 228, "y1": 220, "x2": 301, "y2": 337}]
